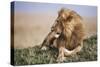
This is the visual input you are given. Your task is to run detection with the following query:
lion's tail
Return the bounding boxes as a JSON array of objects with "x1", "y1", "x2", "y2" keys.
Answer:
[{"x1": 63, "y1": 43, "x2": 83, "y2": 56}]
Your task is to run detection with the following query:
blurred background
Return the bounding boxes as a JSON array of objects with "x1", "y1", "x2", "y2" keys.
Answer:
[{"x1": 13, "y1": 1, "x2": 97, "y2": 48}]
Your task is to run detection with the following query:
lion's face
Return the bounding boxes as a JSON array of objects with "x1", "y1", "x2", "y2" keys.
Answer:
[
  {"x1": 51, "y1": 21, "x2": 62, "y2": 38},
  {"x1": 51, "y1": 9, "x2": 70, "y2": 38}
]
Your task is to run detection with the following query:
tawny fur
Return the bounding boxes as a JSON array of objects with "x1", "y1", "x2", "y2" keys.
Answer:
[{"x1": 41, "y1": 8, "x2": 86, "y2": 62}]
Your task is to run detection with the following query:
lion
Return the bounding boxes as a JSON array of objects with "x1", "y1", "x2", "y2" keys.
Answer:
[{"x1": 41, "y1": 8, "x2": 86, "y2": 62}]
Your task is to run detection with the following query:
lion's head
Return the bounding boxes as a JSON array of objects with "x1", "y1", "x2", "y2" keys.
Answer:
[{"x1": 51, "y1": 8, "x2": 83, "y2": 38}]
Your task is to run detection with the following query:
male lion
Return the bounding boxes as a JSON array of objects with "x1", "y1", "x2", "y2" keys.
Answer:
[{"x1": 41, "y1": 8, "x2": 86, "y2": 62}]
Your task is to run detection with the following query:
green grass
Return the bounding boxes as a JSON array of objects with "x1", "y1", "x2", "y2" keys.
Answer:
[{"x1": 14, "y1": 35, "x2": 97, "y2": 65}]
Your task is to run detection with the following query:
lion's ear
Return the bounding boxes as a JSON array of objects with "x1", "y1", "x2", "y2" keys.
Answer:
[
  {"x1": 58, "y1": 8, "x2": 67, "y2": 20},
  {"x1": 60, "y1": 13, "x2": 73, "y2": 22},
  {"x1": 66, "y1": 15, "x2": 73, "y2": 22},
  {"x1": 65, "y1": 11, "x2": 74, "y2": 22},
  {"x1": 61, "y1": 13, "x2": 67, "y2": 20}
]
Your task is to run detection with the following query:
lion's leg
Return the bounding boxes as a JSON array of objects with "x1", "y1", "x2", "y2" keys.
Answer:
[
  {"x1": 64, "y1": 41, "x2": 83, "y2": 56},
  {"x1": 41, "y1": 31, "x2": 61, "y2": 50},
  {"x1": 41, "y1": 32, "x2": 55, "y2": 50},
  {"x1": 56, "y1": 47, "x2": 66, "y2": 62}
]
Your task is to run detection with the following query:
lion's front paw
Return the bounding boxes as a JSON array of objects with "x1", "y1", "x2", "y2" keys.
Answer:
[{"x1": 41, "y1": 46, "x2": 47, "y2": 50}]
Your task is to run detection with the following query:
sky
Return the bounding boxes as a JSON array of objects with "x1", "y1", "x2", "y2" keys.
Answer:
[{"x1": 12, "y1": 1, "x2": 97, "y2": 17}]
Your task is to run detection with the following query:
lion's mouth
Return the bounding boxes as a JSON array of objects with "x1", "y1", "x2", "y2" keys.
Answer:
[{"x1": 54, "y1": 34, "x2": 60, "y2": 38}]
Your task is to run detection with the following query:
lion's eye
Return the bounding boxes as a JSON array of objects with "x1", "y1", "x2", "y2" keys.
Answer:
[
  {"x1": 51, "y1": 28, "x2": 54, "y2": 31},
  {"x1": 56, "y1": 20, "x2": 59, "y2": 22},
  {"x1": 51, "y1": 29, "x2": 54, "y2": 31}
]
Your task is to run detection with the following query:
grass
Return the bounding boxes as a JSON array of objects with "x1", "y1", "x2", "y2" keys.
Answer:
[{"x1": 14, "y1": 35, "x2": 97, "y2": 65}]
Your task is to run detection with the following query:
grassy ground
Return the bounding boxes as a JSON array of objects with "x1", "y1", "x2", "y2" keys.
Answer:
[{"x1": 14, "y1": 35, "x2": 97, "y2": 65}]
